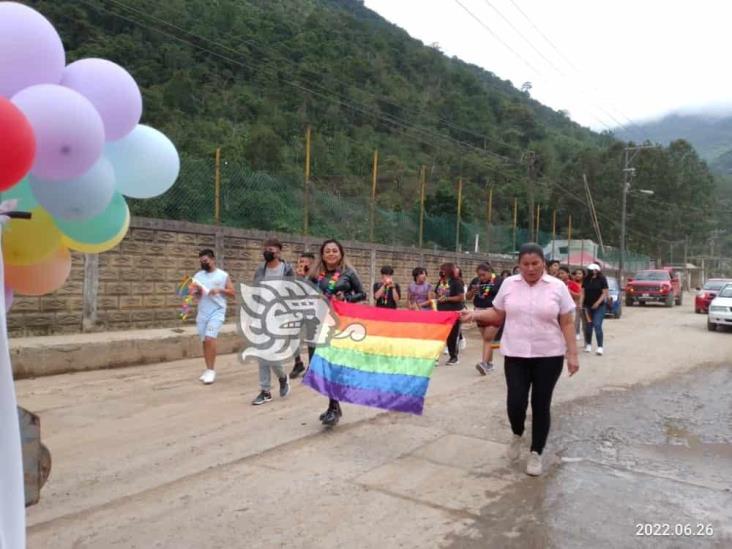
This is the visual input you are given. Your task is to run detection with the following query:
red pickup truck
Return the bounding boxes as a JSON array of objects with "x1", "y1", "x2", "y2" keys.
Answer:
[{"x1": 625, "y1": 268, "x2": 682, "y2": 307}]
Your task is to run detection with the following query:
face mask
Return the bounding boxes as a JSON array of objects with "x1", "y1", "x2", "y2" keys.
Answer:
[{"x1": 263, "y1": 250, "x2": 276, "y2": 262}]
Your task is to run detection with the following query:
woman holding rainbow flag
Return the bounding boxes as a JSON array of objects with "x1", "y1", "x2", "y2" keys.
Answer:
[{"x1": 309, "y1": 239, "x2": 366, "y2": 426}]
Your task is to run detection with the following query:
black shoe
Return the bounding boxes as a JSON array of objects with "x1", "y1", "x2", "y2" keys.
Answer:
[
  {"x1": 289, "y1": 362, "x2": 306, "y2": 379},
  {"x1": 447, "y1": 356, "x2": 459, "y2": 365},
  {"x1": 252, "y1": 391, "x2": 272, "y2": 406},
  {"x1": 322, "y1": 408, "x2": 340, "y2": 426}
]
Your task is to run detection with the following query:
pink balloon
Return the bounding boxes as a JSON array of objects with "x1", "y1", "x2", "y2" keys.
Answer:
[
  {"x1": 12, "y1": 84, "x2": 105, "y2": 181},
  {"x1": 4, "y1": 286, "x2": 13, "y2": 313},
  {"x1": 0, "y1": 2, "x2": 66, "y2": 98},
  {"x1": 62, "y1": 59, "x2": 142, "y2": 141}
]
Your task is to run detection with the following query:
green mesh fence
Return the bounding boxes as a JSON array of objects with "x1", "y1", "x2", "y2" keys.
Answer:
[{"x1": 127, "y1": 156, "x2": 651, "y2": 270}]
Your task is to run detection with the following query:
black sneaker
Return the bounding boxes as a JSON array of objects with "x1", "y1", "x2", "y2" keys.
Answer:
[
  {"x1": 447, "y1": 356, "x2": 459, "y2": 365},
  {"x1": 289, "y1": 362, "x2": 306, "y2": 379},
  {"x1": 321, "y1": 408, "x2": 340, "y2": 426},
  {"x1": 252, "y1": 391, "x2": 272, "y2": 406},
  {"x1": 279, "y1": 376, "x2": 290, "y2": 398}
]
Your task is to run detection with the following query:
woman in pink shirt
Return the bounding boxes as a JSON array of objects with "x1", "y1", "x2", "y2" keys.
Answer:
[{"x1": 462, "y1": 243, "x2": 579, "y2": 476}]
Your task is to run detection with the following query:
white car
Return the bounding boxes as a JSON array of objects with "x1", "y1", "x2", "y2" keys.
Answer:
[{"x1": 707, "y1": 283, "x2": 732, "y2": 332}]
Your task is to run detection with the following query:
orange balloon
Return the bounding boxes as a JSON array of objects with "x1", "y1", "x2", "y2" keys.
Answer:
[{"x1": 5, "y1": 246, "x2": 71, "y2": 296}]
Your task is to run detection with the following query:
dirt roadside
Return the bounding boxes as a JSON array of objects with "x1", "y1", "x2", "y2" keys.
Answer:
[{"x1": 17, "y1": 297, "x2": 732, "y2": 548}]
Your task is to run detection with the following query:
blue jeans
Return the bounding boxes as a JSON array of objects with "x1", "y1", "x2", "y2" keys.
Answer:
[{"x1": 584, "y1": 304, "x2": 606, "y2": 347}]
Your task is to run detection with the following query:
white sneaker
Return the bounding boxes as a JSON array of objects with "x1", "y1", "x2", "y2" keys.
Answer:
[
  {"x1": 575, "y1": 333, "x2": 582, "y2": 341},
  {"x1": 443, "y1": 348, "x2": 449, "y2": 355},
  {"x1": 584, "y1": 344, "x2": 592, "y2": 353},
  {"x1": 201, "y1": 369, "x2": 216, "y2": 384},
  {"x1": 506, "y1": 434, "x2": 522, "y2": 461},
  {"x1": 526, "y1": 451, "x2": 542, "y2": 476},
  {"x1": 198, "y1": 370, "x2": 207, "y2": 381},
  {"x1": 596, "y1": 347, "x2": 604, "y2": 356},
  {"x1": 459, "y1": 336, "x2": 467, "y2": 350}
]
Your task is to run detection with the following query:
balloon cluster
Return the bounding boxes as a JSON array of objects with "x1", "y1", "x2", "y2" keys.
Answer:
[{"x1": 0, "y1": 2, "x2": 180, "y2": 302}]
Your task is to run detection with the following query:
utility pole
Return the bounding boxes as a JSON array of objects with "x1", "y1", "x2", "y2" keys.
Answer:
[
  {"x1": 214, "y1": 147, "x2": 221, "y2": 225},
  {"x1": 583, "y1": 173, "x2": 604, "y2": 252},
  {"x1": 620, "y1": 144, "x2": 657, "y2": 282},
  {"x1": 369, "y1": 149, "x2": 378, "y2": 242},
  {"x1": 526, "y1": 151, "x2": 537, "y2": 241},
  {"x1": 303, "y1": 126, "x2": 311, "y2": 236},
  {"x1": 512, "y1": 197, "x2": 518, "y2": 256},
  {"x1": 486, "y1": 185, "x2": 493, "y2": 254},
  {"x1": 418, "y1": 165, "x2": 426, "y2": 248},
  {"x1": 455, "y1": 177, "x2": 463, "y2": 252},
  {"x1": 683, "y1": 235, "x2": 689, "y2": 290}
]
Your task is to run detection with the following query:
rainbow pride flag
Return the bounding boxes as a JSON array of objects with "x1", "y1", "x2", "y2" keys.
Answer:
[{"x1": 303, "y1": 301, "x2": 459, "y2": 415}]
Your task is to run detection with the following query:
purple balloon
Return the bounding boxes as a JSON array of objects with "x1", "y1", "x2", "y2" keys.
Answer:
[
  {"x1": 12, "y1": 84, "x2": 105, "y2": 181},
  {"x1": 4, "y1": 286, "x2": 13, "y2": 313},
  {"x1": 62, "y1": 59, "x2": 143, "y2": 141},
  {"x1": 0, "y1": 2, "x2": 66, "y2": 98}
]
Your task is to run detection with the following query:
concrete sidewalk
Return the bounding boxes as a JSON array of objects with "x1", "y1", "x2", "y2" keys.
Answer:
[{"x1": 10, "y1": 324, "x2": 242, "y2": 379}]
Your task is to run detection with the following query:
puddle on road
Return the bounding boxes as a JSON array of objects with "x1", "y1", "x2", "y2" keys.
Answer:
[{"x1": 444, "y1": 364, "x2": 732, "y2": 548}]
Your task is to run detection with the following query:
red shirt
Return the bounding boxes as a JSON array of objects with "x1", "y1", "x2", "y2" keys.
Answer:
[{"x1": 566, "y1": 280, "x2": 582, "y2": 298}]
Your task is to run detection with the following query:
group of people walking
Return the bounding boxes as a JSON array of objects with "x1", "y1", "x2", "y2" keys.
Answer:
[{"x1": 188, "y1": 237, "x2": 613, "y2": 476}]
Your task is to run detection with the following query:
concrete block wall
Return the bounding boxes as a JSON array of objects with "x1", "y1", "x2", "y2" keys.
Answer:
[{"x1": 7, "y1": 217, "x2": 514, "y2": 337}]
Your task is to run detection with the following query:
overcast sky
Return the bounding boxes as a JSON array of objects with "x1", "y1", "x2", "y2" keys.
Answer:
[{"x1": 364, "y1": 0, "x2": 732, "y2": 132}]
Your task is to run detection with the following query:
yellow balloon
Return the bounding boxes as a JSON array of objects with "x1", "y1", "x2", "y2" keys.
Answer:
[
  {"x1": 2, "y1": 207, "x2": 61, "y2": 266},
  {"x1": 61, "y1": 205, "x2": 130, "y2": 253}
]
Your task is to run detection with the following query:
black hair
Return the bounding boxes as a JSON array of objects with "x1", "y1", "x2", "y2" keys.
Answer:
[
  {"x1": 559, "y1": 266, "x2": 571, "y2": 274},
  {"x1": 547, "y1": 259, "x2": 560, "y2": 267},
  {"x1": 263, "y1": 238, "x2": 283, "y2": 250},
  {"x1": 199, "y1": 249, "x2": 215, "y2": 258},
  {"x1": 476, "y1": 262, "x2": 492, "y2": 273},
  {"x1": 518, "y1": 242, "x2": 545, "y2": 261},
  {"x1": 500, "y1": 270, "x2": 512, "y2": 278},
  {"x1": 380, "y1": 265, "x2": 394, "y2": 275},
  {"x1": 300, "y1": 252, "x2": 315, "y2": 260},
  {"x1": 412, "y1": 267, "x2": 427, "y2": 281}
]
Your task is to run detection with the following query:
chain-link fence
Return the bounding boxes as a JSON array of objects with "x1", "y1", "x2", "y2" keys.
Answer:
[{"x1": 128, "y1": 154, "x2": 651, "y2": 271}]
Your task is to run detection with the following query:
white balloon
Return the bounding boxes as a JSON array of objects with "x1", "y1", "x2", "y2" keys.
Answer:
[
  {"x1": 29, "y1": 157, "x2": 115, "y2": 220},
  {"x1": 105, "y1": 125, "x2": 180, "y2": 199}
]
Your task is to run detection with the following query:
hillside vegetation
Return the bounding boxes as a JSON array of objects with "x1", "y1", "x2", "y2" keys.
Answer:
[{"x1": 33, "y1": 0, "x2": 729, "y2": 260}]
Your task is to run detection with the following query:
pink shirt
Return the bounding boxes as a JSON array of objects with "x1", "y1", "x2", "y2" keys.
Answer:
[{"x1": 492, "y1": 273, "x2": 576, "y2": 358}]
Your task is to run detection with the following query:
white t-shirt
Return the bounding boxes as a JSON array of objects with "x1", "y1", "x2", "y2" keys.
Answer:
[{"x1": 193, "y1": 268, "x2": 229, "y2": 318}]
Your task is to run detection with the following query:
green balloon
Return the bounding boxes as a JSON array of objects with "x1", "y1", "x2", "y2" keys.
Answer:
[
  {"x1": 55, "y1": 192, "x2": 128, "y2": 244},
  {"x1": 1, "y1": 177, "x2": 38, "y2": 210}
]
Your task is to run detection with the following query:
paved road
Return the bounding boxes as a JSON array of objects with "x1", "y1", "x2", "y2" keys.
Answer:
[{"x1": 17, "y1": 298, "x2": 732, "y2": 548}]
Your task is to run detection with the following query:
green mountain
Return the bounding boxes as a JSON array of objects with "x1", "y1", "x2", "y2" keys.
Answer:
[
  {"x1": 32, "y1": 0, "x2": 728, "y2": 261},
  {"x1": 617, "y1": 112, "x2": 732, "y2": 174}
]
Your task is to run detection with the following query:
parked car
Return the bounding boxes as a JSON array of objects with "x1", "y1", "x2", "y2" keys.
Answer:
[
  {"x1": 605, "y1": 276, "x2": 622, "y2": 318},
  {"x1": 695, "y1": 278, "x2": 732, "y2": 314},
  {"x1": 625, "y1": 269, "x2": 682, "y2": 307},
  {"x1": 707, "y1": 283, "x2": 732, "y2": 331}
]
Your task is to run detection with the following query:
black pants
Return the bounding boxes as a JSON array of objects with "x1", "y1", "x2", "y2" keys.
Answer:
[
  {"x1": 446, "y1": 319, "x2": 461, "y2": 359},
  {"x1": 504, "y1": 356, "x2": 564, "y2": 454}
]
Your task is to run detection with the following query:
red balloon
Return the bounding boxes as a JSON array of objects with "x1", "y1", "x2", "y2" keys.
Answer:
[{"x1": 0, "y1": 96, "x2": 36, "y2": 191}]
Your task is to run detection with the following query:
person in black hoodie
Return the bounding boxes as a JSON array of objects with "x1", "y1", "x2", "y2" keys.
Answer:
[
  {"x1": 435, "y1": 262, "x2": 465, "y2": 365},
  {"x1": 308, "y1": 239, "x2": 366, "y2": 426}
]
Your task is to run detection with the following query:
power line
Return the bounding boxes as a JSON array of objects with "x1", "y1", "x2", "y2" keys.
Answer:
[
  {"x1": 454, "y1": 0, "x2": 542, "y2": 76},
  {"x1": 80, "y1": 0, "x2": 522, "y2": 169},
  {"x1": 504, "y1": 0, "x2": 649, "y2": 140}
]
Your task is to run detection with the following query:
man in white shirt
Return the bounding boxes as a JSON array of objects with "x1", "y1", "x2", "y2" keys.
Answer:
[{"x1": 193, "y1": 249, "x2": 234, "y2": 384}]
